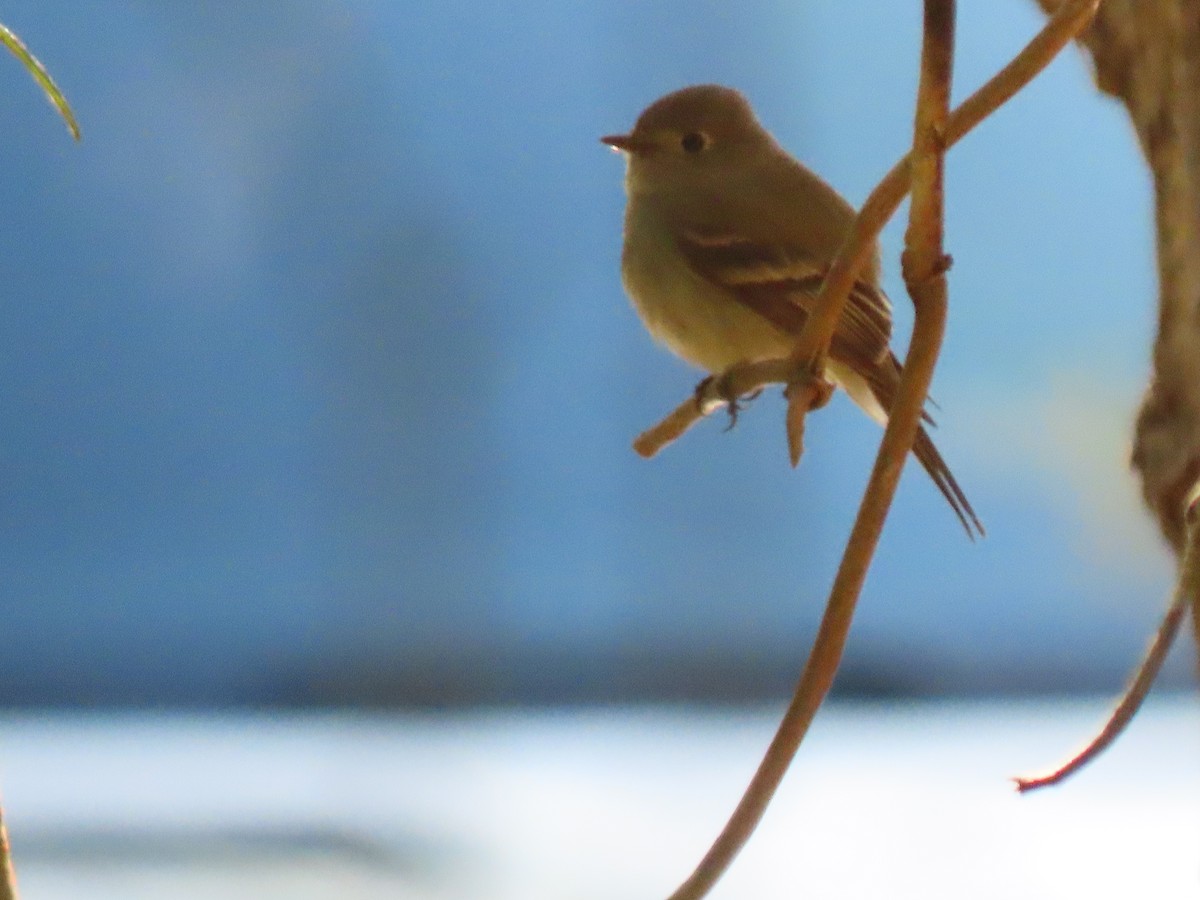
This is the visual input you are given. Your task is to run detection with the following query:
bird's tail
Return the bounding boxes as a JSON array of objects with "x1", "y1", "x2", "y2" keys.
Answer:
[
  {"x1": 864, "y1": 356, "x2": 984, "y2": 540},
  {"x1": 911, "y1": 424, "x2": 984, "y2": 540}
]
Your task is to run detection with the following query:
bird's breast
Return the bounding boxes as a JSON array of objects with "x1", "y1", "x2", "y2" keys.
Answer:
[{"x1": 620, "y1": 202, "x2": 795, "y2": 374}]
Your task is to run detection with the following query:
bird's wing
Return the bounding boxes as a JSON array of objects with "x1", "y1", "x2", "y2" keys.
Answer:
[
  {"x1": 677, "y1": 226, "x2": 892, "y2": 371},
  {"x1": 678, "y1": 228, "x2": 976, "y2": 536}
]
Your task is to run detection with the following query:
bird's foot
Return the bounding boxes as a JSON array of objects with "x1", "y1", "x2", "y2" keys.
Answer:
[{"x1": 694, "y1": 373, "x2": 763, "y2": 431}]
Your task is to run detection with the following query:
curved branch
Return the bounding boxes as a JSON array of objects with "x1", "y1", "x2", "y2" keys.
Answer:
[
  {"x1": 1014, "y1": 477, "x2": 1200, "y2": 792},
  {"x1": 661, "y1": 3, "x2": 1100, "y2": 897},
  {"x1": 664, "y1": 3, "x2": 959, "y2": 897}
]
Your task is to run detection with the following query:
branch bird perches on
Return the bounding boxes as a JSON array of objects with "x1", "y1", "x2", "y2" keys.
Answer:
[{"x1": 660, "y1": 2, "x2": 1100, "y2": 897}]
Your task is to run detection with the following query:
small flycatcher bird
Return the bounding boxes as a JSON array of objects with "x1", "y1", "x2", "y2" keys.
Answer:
[{"x1": 602, "y1": 84, "x2": 981, "y2": 538}]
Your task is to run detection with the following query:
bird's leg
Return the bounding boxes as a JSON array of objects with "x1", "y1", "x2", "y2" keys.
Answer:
[
  {"x1": 693, "y1": 368, "x2": 764, "y2": 431},
  {"x1": 728, "y1": 389, "x2": 765, "y2": 430}
]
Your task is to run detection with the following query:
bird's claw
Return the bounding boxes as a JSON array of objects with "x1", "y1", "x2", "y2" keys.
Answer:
[{"x1": 694, "y1": 374, "x2": 762, "y2": 432}]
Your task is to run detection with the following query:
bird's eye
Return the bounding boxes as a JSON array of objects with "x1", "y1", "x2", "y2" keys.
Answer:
[{"x1": 680, "y1": 132, "x2": 708, "y2": 153}]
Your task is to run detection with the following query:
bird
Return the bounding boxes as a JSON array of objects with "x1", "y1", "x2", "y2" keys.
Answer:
[{"x1": 601, "y1": 84, "x2": 982, "y2": 538}]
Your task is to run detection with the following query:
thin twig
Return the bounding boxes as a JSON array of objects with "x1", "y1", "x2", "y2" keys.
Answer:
[
  {"x1": 786, "y1": 0, "x2": 1098, "y2": 404},
  {"x1": 664, "y1": 3, "x2": 958, "y2": 898},
  {"x1": 633, "y1": 359, "x2": 803, "y2": 457},
  {"x1": 634, "y1": 0, "x2": 1101, "y2": 461},
  {"x1": 1014, "y1": 478, "x2": 1200, "y2": 792},
  {"x1": 0, "y1": 803, "x2": 16, "y2": 900}
]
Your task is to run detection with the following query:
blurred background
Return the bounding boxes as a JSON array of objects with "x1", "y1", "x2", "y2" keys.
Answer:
[
  {"x1": 0, "y1": 0, "x2": 1180, "y2": 707},
  {"x1": 0, "y1": 2, "x2": 1196, "y2": 898}
]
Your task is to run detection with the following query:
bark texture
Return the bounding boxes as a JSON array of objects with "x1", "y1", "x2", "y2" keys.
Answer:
[{"x1": 1036, "y1": 0, "x2": 1200, "y2": 553}]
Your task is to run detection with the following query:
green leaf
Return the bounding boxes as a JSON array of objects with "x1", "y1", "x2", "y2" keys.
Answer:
[{"x1": 1, "y1": 20, "x2": 80, "y2": 141}]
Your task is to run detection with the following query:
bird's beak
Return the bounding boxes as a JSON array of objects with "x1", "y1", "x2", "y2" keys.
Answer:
[{"x1": 600, "y1": 133, "x2": 648, "y2": 154}]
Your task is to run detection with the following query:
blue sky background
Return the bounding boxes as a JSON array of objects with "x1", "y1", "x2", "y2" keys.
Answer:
[{"x1": 0, "y1": 2, "x2": 1182, "y2": 705}]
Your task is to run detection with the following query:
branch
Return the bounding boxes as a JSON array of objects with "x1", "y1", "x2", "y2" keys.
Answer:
[
  {"x1": 633, "y1": 0, "x2": 1102, "y2": 462},
  {"x1": 663, "y1": 3, "x2": 958, "y2": 898},
  {"x1": 633, "y1": 359, "x2": 799, "y2": 458},
  {"x1": 1014, "y1": 477, "x2": 1200, "y2": 792},
  {"x1": 661, "y1": 3, "x2": 1106, "y2": 897},
  {"x1": 0, "y1": 803, "x2": 16, "y2": 900}
]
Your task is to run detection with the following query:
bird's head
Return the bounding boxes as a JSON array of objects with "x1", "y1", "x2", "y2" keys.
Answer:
[{"x1": 601, "y1": 85, "x2": 774, "y2": 195}]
